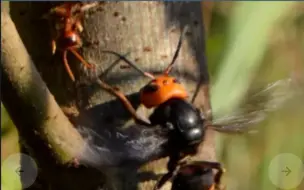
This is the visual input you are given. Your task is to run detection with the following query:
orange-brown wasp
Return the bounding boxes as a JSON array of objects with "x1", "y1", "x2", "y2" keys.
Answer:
[
  {"x1": 44, "y1": 2, "x2": 98, "y2": 82},
  {"x1": 44, "y1": 2, "x2": 151, "y2": 126}
]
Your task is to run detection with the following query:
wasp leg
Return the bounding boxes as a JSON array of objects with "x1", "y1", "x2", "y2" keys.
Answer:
[
  {"x1": 95, "y1": 79, "x2": 151, "y2": 126},
  {"x1": 63, "y1": 50, "x2": 76, "y2": 81},
  {"x1": 52, "y1": 39, "x2": 57, "y2": 55},
  {"x1": 193, "y1": 161, "x2": 225, "y2": 190},
  {"x1": 214, "y1": 167, "x2": 225, "y2": 190},
  {"x1": 75, "y1": 20, "x2": 84, "y2": 33},
  {"x1": 154, "y1": 173, "x2": 172, "y2": 190},
  {"x1": 154, "y1": 154, "x2": 180, "y2": 190},
  {"x1": 69, "y1": 48, "x2": 95, "y2": 69}
]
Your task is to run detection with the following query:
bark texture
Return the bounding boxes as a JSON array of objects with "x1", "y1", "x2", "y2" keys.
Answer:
[{"x1": 3, "y1": 2, "x2": 216, "y2": 190}]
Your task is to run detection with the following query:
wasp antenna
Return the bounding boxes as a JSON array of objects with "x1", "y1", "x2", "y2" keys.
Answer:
[
  {"x1": 95, "y1": 78, "x2": 151, "y2": 126},
  {"x1": 100, "y1": 52, "x2": 131, "y2": 79},
  {"x1": 164, "y1": 25, "x2": 190, "y2": 75},
  {"x1": 101, "y1": 50, "x2": 155, "y2": 79}
]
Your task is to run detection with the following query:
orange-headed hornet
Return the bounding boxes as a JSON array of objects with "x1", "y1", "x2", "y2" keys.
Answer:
[{"x1": 96, "y1": 25, "x2": 295, "y2": 190}]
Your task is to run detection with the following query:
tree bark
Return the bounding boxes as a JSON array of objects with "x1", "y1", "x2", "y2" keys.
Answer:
[{"x1": 4, "y1": 2, "x2": 215, "y2": 190}]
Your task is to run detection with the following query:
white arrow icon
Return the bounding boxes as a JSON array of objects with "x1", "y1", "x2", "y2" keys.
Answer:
[
  {"x1": 268, "y1": 153, "x2": 304, "y2": 189},
  {"x1": 2, "y1": 153, "x2": 38, "y2": 189},
  {"x1": 281, "y1": 166, "x2": 291, "y2": 176},
  {"x1": 15, "y1": 167, "x2": 24, "y2": 176}
]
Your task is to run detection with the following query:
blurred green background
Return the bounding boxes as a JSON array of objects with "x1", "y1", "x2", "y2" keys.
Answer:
[{"x1": 1, "y1": 1, "x2": 304, "y2": 190}]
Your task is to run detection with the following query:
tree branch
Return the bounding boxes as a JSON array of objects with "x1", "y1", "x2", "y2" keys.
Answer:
[{"x1": 1, "y1": 10, "x2": 84, "y2": 164}]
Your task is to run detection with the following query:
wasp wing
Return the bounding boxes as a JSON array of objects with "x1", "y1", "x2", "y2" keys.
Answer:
[{"x1": 209, "y1": 78, "x2": 296, "y2": 134}]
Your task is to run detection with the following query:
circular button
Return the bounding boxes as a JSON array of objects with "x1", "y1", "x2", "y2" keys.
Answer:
[
  {"x1": 268, "y1": 153, "x2": 304, "y2": 189},
  {"x1": 1, "y1": 153, "x2": 38, "y2": 189}
]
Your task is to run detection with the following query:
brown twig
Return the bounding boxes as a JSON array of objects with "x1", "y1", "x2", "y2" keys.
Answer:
[{"x1": 1, "y1": 11, "x2": 85, "y2": 164}]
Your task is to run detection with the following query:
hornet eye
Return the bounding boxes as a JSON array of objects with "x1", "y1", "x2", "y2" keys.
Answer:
[{"x1": 142, "y1": 84, "x2": 159, "y2": 93}]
